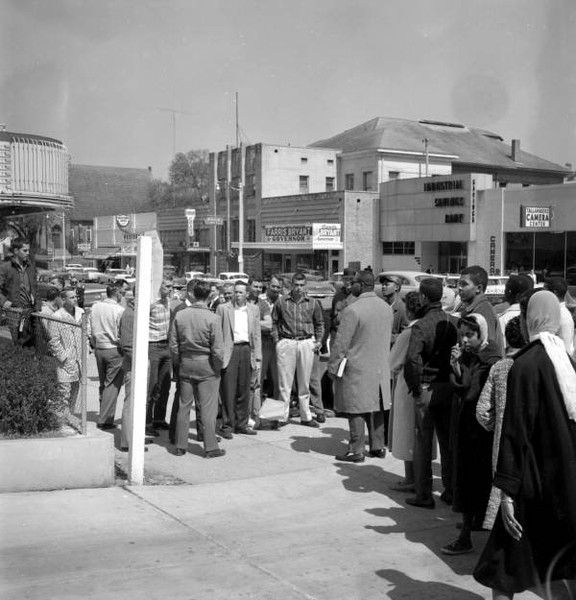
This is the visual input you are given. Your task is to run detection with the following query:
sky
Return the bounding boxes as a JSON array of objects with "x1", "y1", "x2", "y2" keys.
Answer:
[{"x1": 2, "y1": 0, "x2": 575, "y2": 180}]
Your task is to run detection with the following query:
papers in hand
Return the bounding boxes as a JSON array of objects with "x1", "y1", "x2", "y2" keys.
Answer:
[{"x1": 336, "y1": 357, "x2": 347, "y2": 378}]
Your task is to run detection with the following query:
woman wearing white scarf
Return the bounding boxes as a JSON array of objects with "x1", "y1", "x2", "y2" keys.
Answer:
[{"x1": 474, "y1": 290, "x2": 576, "y2": 599}]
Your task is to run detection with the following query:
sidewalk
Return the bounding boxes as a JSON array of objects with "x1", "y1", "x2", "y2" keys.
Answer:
[{"x1": 0, "y1": 354, "x2": 540, "y2": 599}]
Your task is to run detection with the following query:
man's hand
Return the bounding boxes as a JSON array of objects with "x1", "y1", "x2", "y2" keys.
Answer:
[{"x1": 501, "y1": 498, "x2": 523, "y2": 540}]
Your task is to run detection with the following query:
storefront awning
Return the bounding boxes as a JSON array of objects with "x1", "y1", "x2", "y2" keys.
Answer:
[{"x1": 83, "y1": 247, "x2": 120, "y2": 259}]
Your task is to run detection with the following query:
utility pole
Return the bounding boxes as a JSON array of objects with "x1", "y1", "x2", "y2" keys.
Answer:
[{"x1": 238, "y1": 143, "x2": 244, "y2": 273}]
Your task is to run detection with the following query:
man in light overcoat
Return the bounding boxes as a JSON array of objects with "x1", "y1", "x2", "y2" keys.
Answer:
[{"x1": 328, "y1": 270, "x2": 392, "y2": 462}]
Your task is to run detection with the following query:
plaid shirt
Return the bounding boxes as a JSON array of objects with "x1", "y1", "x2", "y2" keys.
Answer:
[
  {"x1": 272, "y1": 293, "x2": 324, "y2": 343},
  {"x1": 149, "y1": 298, "x2": 171, "y2": 342}
]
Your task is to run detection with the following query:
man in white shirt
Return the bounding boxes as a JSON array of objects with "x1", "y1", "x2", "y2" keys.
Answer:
[{"x1": 217, "y1": 281, "x2": 262, "y2": 437}]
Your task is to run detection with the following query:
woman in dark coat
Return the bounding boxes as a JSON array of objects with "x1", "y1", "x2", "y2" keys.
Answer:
[
  {"x1": 442, "y1": 313, "x2": 501, "y2": 555},
  {"x1": 474, "y1": 291, "x2": 576, "y2": 599}
]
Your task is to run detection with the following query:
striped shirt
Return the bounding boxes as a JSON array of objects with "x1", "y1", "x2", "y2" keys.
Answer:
[
  {"x1": 149, "y1": 299, "x2": 171, "y2": 342},
  {"x1": 272, "y1": 293, "x2": 324, "y2": 343}
]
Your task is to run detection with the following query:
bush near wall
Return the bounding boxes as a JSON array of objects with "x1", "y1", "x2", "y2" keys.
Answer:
[{"x1": 0, "y1": 345, "x2": 65, "y2": 437}]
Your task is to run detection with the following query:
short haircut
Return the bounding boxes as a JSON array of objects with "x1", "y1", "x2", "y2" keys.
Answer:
[
  {"x1": 506, "y1": 274, "x2": 533, "y2": 302},
  {"x1": 248, "y1": 277, "x2": 262, "y2": 286},
  {"x1": 355, "y1": 269, "x2": 375, "y2": 288},
  {"x1": 11, "y1": 237, "x2": 29, "y2": 252},
  {"x1": 186, "y1": 278, "x2": 199, "y2": 292},
  {"x1": 106, "y1": 284, "x2": 117, "y2": 298},
  {"x1": 458, "y1": 315, "x2": 482, "y2": 336},
  {"x1": 292, "y1": 273, "x2": 306, "y2": 284},
  {"x1": 61, "y1": 286, "x2": 77, "y2": 298},
  {"x1": 545, "y1": 277, "x2": 568, "y2": 300},
  {"x1": 461, "y1": 265, "x2": 488, "y2": 292},
  {"x1": 235, "y1": 280, "x2": 247, "y2": 288},
  {"x1": 49, "y1": 276, "x2": 65, "y2": 288},
  {"x1": 193, "y1": 279, "x2": 211, "y2": 301},
  {"x1": 268, "y1": 275, "x2": 281, "y2": 286},
  {"x1": 505, "y1": 316, "x2": 525, "y2": 350},
  {"x1": 403, "y1": 291, "x2": 421, "y2": 318},
  {"x1": 46, "y1": 286, "x2": 61, "y2": 302},
  {"x1": 114, "y1": 279, "x2": 127, "y2": 289}
]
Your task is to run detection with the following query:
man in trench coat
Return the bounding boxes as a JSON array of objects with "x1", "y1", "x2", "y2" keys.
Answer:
[{"x1": 328, "y1": 270, "x2": 392, "y2": 462}]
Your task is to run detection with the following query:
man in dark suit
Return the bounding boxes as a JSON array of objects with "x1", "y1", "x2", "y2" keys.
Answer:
[{"x1": 217, "y1": 280, "x2": 262, "y2": 438}]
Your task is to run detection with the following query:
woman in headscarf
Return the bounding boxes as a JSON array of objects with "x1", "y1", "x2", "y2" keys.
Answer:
[
  {"x1": 441, "y1": 313, "x2": 501, "y2": 555},
  {"x1": 474, "y1": 291, "x2": 576, "y2": 599}
]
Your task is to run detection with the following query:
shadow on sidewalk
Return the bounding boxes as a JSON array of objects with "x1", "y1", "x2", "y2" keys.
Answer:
[
  {"x1": 288, "y1": 425, "x2": 349, "y2": 456},
  {"x1": 375, "y1": 569, "x2": 485, "y2": 599}
]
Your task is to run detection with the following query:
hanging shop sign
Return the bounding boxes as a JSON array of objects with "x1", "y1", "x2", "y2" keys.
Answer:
[
  {"x1": 312, "y1": 223, "x2": 342, "y2": 249},
  {"x1": 521, "y1": 206, "x2": 550, "y2": 228}
]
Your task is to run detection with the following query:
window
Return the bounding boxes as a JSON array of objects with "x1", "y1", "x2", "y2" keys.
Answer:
[
  {"x1": 299, "y1": 175, "x2": 309, "y2": 194},
  {"x1": 220, "y1": 222, "x2": 227, "y2": 248},
  {"x1": 389, "y1": 171, "x2": 400, "y2": 180},
  {"x1": 327, "y1": 159, "x2": 334, "y2": 166},
  {"x1": 382, "y1": 241, "x2": 415, "y2": 255},
  {"x1": 362, "y1": 171, "x2": 373, "y2": 191},
  {"x1": 301, "y1": 157, "x2": 308, "y2": 164},
  {"x1": 325, "y1": 177, "x2": 335, "y2": 192},
  {"x1": 231, "y1": 219, "x2": 239, "y2": 242},
  {"x1": 345, "y1": 174, "x2": 354, "y2": 190},
  {"x1": 246, "y1": 219, "x2": 256, "y2": 243},
  {"x1": 245, "y1": 174, "x2": 255, "y2": 197}
]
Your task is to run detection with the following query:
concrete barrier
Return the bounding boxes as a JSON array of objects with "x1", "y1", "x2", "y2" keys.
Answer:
[{"x1": 0, "y1": 422, "x2": 114, "y2": 493}]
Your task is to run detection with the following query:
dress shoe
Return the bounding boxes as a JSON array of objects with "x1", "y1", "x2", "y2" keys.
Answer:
[
  {"x1": 314, "y1": 413, "x2": 326, "y2": 423},
  {"x1": 441, "y1": 539, "x2": 473, "y2": 555},
  {"x1": 300, "y1": 419, "x2": 320, "y2": 428},
  {"x1": 145, "y1": 425, "x2": 159, "y2": 437},
  {"x1": 368, "y1": 448, "x2": 386, "y2": 458},
  {"x1": 153, "y1": 421, "x2": 170, "y2": 430},
  {"x1": 335, "y1": 452, "x2": 365, "y2": 463},
  {"x1": 204, "y1": 448, "x2": 226, "y2": 459},
  {"x1": 218, "y1": 430, "x2": 233, "y2": 440},
  {"x1": 120, "y1": 446, "x2": 148, "y2": 452},
  {"x1": 175, "y1": 448, "x2": 186, "y2": 457},
  {"x1": 440, "y1": 490, "x2": 454, "y2": 505},
  {"x1": 405, "y1": 496, "x2": 436, "y2": 509},
  {"x1": 235, "y1": 427, "x2": 257, "y2": 435},
  {"x1": 390, "y1": 481, "x2": 415, "y2": 493},
  {"x1": 97, "y1": 423, "x2": 116, "y2": 430}
]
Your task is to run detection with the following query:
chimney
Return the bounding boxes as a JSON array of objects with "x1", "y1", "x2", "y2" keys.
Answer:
[{"x1": 511, "y1": 139, "x2": 520, "y2": 162}]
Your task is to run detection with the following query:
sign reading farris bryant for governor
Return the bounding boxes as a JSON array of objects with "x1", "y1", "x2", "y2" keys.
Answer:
[
  {"x1": 312, "y1": 223, "x2": 342, "y2": 249},
  {"x1": 262, "y1": 223, "x2": 342, "y2": 249}
]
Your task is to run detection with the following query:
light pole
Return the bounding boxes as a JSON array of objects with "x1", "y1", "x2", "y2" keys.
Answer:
[{"x1": 61, "y1": 211, "x2": 66, "y2": 269}]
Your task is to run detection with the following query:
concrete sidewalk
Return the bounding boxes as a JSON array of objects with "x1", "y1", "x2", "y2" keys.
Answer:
[{"x1": 0, "y1": 354, "x2": 541, "y2": 599}]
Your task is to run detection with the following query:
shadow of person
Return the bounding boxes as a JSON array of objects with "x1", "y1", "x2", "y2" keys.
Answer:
[
  {"x1": 335, "y1": 462, "x2": 398, "y2": 495},
  {"x1": 376, "y1": 569, "x2": 485, "y2": 600},
  {"x1": 289, "y1": 426, "x2": 350, "y2": 456}
]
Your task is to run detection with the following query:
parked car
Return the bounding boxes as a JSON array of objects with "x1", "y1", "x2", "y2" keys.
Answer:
[
  {"x1": 184, "y1": 271, "x2": 206, "y2": 282},
  {"x1": 218, "y1": 272, "x2": 249, "y2": 284},
  {"x1": 63, "y1": 264, "x2": 83, "y2": 272},
  {"x1": 79, "y1": 267, "x2": 100, "y2": 282},
  {"x1": 485, "y1": 275, "x2": 509, "y2": 296},
  {"x1": 98, "y1": 268, "x2": 129, "y2": 285},
  {"x1": 305, "y1": 280, "x2": 335, "y2": 298}
]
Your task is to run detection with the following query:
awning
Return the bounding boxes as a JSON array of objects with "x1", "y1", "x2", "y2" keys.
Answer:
[{"x1": 83, "y1": 247, "x2": 120, "y2": 259}]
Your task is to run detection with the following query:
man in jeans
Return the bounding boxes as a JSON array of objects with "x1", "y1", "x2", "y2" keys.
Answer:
[
  {"x1": 272, "y1": 273, "x2": 324, "y2": 427},
  {"x1": 89, "y1": 282, "x2": 125, "y2": 429},
  {"x1": 404, "y1": 277, "x2": 458, "y2": 509}
]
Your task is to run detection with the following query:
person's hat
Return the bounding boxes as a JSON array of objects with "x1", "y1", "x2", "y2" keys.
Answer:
[
  {"x1": 379, "y1": 274, "x2": 402, "y2": 288},
  {"x1": 419, "y1": 277, "x2": 443, "y2": 302}
]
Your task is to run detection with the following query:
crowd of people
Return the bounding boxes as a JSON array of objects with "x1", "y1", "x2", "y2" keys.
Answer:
[{"x1": 2, "y1": 236, "x2": 576, "y2": 598}]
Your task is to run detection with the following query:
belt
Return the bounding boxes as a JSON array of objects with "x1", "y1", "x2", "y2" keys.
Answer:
[
  {"x1": 149, "y1": 340, "x2": 168, "y2": 344},
  {"x1": 234, "y1": 341, "x2": 250, "y2": 346},
  {"x1": 281, "y1": 335, "x2": 313, "y2": 341}
]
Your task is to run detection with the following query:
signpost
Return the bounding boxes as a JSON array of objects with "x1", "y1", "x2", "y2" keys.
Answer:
[{"x1": 204, "y1": 216, "x2": 224, "y2": 226}]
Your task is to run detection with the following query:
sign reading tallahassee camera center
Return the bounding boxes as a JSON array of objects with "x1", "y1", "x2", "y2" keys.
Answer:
[
  {"x1": 263, "y1": 223, "x2": 342, "y2": 249},
  {"x1": 522, "y1": 206, "x2": 551, "y2": 228}
]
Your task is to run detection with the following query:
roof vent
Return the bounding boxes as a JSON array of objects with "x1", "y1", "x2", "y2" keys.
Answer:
[
  {"x1": 511, "y1": 139, "x2": 521, "y2": 161},
  {"x1": 418, "y1": 119, "x2": 465, "y2": 129}
]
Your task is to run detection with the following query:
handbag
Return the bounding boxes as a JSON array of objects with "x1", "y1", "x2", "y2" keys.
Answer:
[{"x1": 258, "y1": 398, "x2": 286, "y2": 421}]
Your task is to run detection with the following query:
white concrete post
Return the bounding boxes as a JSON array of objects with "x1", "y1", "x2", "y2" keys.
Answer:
[{"x1": 128, "y1": 236, "x2": 152, "y2": 485}]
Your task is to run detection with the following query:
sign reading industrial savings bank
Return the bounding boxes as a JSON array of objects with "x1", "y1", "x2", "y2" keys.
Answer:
[{"x1": 263, "y1": 223, "x2": 342, "y2": 249}]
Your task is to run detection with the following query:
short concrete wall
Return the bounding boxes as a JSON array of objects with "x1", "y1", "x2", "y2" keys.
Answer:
[{"x1": 0, "y1": 423, "x2": 114, "y2": 493}]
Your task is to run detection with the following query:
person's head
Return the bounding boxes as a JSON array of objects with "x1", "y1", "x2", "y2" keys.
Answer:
[
  {"x1": 186, "y1": 279, "x2": 196, "y2": 302},
  {"x1": 223, "y1": 284, "x2": 234, "y2": 302},
  {"x1": 544, "y1": 277, "x2": 568, "y2": 302},
  {"x1": 403, "y1": 291, "x2": 422, "y2": 321},
  {"x1": 351, "y1": 270, "x2": 375, "y2": 297},
  {"x1": 10, "y1": 237, "x2": 30, "y2": 264},
  {"x1": 159, "y1": 278, "x2": 173, "y2": 300},
  {"x1": 459, "y1": 265, "x2": 488, "y2": 304},
  {"x1": 249, "y1": 278, "x2": 264, "y2": 297},
  {"x1": 209, "y1": 284, "x2": 219, "y2": 300},
  {"x1": 192, "y1": 279, "x2": 211, "y2": 303},
  {"x1": 379, "y1": 274, "x2": 402, "y2": 300},
  {"x1": 504, "y1": 316, "x2": 526, "y2": 353},
  {"x1": 266, "y1": 276, "x2": 281, "y2": 302},
  {"x1": 114, "y1": 279, "x2": 129, "y2": 300},
  {"x1": 234, "y1": 281, "x2": 248, "y2": 306},
  {"x1": 69, "y1": 276, "x2": 79, "y2": 287},
  {"x1": 419, "y1": 277, "x2": 443, "y2": 308},
  {"x1": 61, "y1": 287, "x2": 78, "y2": 311},
  {"x1": 504, "y1": 274, "x2": 533, "y2": 304},
  {"x1": 49, "y1": 276, "x2": 65, "y2": 291},
  {"x1": 523, "y1": 289, "x2": 560, "y2": 339},
  {"x1": 45, "y1": 286, "x2": 61, "y2": 306},
  {"x1": 291, "y1": 273, "x2": 307, "y2": 300},
  {"x1": 457, "y1": 313, "x2": 488, "y2": 354}
]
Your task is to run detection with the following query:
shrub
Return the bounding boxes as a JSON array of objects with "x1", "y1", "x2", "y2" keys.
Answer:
[{"x1": 0, "y1": 344, "x2": 65, "y2": 437}]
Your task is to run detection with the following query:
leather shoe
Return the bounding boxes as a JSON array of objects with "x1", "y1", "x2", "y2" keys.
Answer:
[
  {"x1": 314, "y1": 413, "x2": 326, "y2": 423},
  {"x1": 335, "y1": 452, "x2": 365, "y2": 463},
  {"x1": 390, "y1": 481, "x2": 415, "y2": 493},
  {"x1": 440, "y1": 490, "x2": 454, "y2": 505},
  {"x1": 204, "y1": 448, "x2": 226, "y2": 459},
  {"x1": 153, "y1": 421, "x2": 170, "y2": 430},
  {"x1": 119, "y1": 446, "x2": 148, "y2": 452},
  {"x1": 301, "y1": 419, "x2": 320, "y2": 428},
  {"x1": 405, "y1": 496, "x2": 435, "y2": 509},
  {"x1": 145, "y1": 425, "x2": 159, "y2": 437},
  {"x1": 97, "y1": 423, "x2": 116, "y2": 430},
  {"x1": 175, "y1": 448, "x2": 186, "y2": 457},
  {"x1": 218, "y1": 430, "x2": 233, "y2": 440},
  {"x1": 235, "y1": 427, "x2": 257, "y2": 435},
  {"x1": 368, "y1": 448, "x2": 386, "y2": 458}
]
